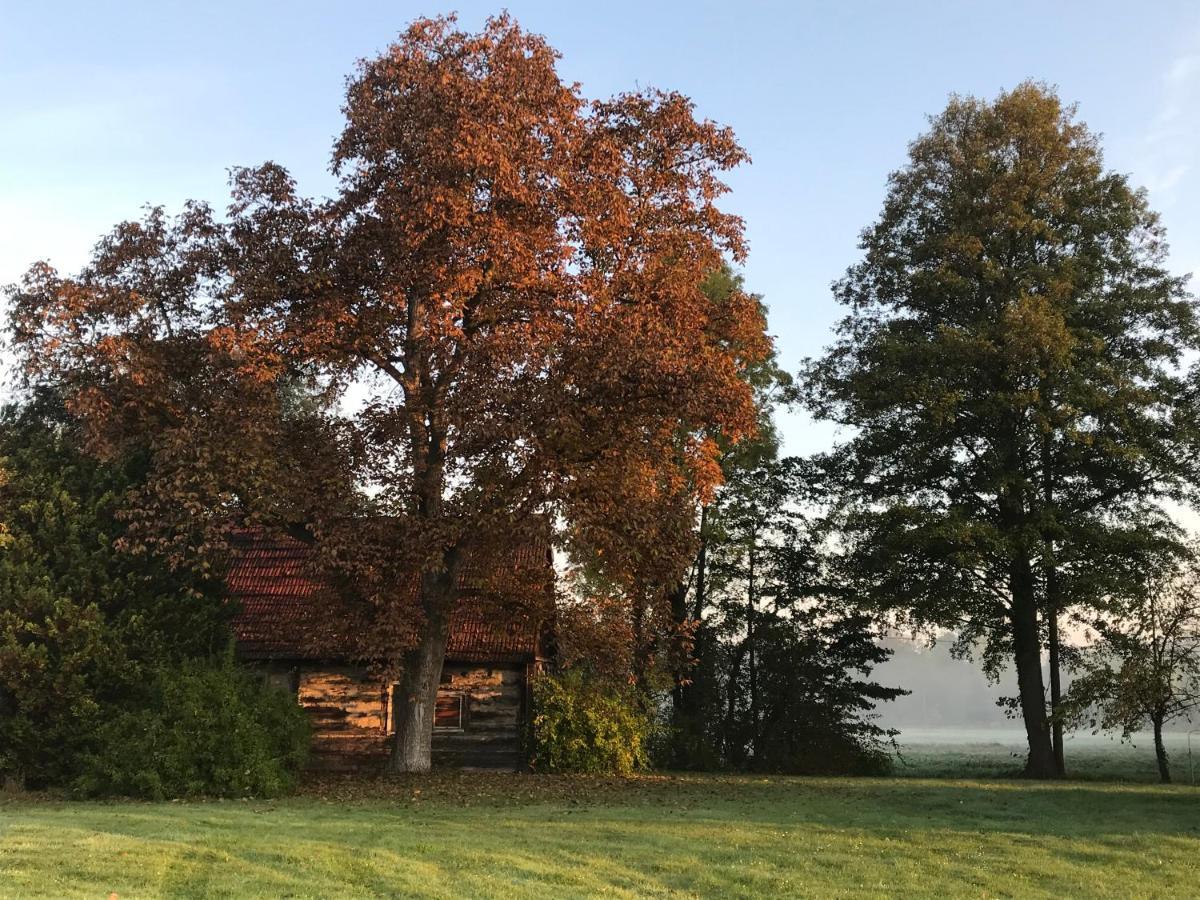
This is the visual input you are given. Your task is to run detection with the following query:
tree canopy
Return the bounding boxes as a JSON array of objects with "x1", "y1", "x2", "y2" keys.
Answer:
[
  {"x1": 803, "y1": 81, "x2": 1200, "y2": 777},
  {"x1": 6, "y1": 14, "x2": 769, "y2": 771}
]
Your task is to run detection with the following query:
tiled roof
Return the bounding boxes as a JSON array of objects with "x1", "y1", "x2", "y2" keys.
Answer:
[{"x1": 227, "y1": 529, "x2": 551, "y2": 662}]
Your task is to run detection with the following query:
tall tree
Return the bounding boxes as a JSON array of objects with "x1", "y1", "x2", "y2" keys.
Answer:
[
  {"x1": 667, "y1": 268, "x2": 794, "y2": 765},
  {"x1": 7, "y1": 15, "x2": 767, "y2": 772},
  {"x1": 804, "y1": 82, "x2": 1200, "y2": 778},
  {"x1": 689, "y1": 455, "x2": 903, "y2": 773}
]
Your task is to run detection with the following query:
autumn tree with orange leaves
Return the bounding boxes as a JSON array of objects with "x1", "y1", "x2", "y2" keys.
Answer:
[{"x1": 7, "y1": 15, "x2": 768, "y2": 772}]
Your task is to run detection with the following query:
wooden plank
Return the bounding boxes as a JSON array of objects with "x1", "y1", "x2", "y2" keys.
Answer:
[
  {"x1": 295, "y1": 662, "x2": 527, "y2": 771},
  {"x1": 298, "y1": 670, "x2": 387, "y2": 735}
]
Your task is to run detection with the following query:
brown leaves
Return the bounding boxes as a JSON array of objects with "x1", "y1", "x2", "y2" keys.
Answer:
[
  {"x1": 298, "y1": 770, "x2": 721, "y2": 809},
  {"x1": 3, "y1": 13, "x2": 770, "y2": 676}
]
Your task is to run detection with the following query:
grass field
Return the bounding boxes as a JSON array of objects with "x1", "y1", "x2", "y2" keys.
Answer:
[
  {"x1": 2, "y1": 750, "x2": 1199, "y2": 899},
  {"x1": 894, "y1": 729, "x2": 1200, "y2": 783}
]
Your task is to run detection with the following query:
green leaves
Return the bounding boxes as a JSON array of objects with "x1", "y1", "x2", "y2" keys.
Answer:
[
  {"x1": 74, "y1": 656, "x2": 310, "y2": 800},
  {"x1": 0, "y1": 394, "x2": 233, "y2": 789},
  {"x1": 531, "y1": 669, "x2": 657, "y2": 775},
  {"x1": 804, "y1": 82, "x2": 1200, "y2": 773}
]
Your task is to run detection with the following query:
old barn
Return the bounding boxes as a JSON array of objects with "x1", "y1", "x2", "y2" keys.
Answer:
[{"x1": 226, "y1": 530, "x2": 553, "y2": 771}]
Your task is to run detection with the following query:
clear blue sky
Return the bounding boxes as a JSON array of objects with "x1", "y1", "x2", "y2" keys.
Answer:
[{"x1": 3, "y1": 1, "x2": 1199, "y2": 456}]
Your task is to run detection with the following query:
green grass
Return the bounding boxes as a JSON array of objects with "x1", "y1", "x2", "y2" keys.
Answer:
[
  {"x1": 2, "y1": 765, "x2": 1199, "y2": 898},
  {"x1": 894, "y1": 729, "x2": 1200, "y2": 782}
]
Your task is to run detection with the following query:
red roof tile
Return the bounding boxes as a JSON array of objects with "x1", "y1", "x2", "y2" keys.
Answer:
[{"x1": 227, "y1": 529, "x2": 552, "y2": 662}]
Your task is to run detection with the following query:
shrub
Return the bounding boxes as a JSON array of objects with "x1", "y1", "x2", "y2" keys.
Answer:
[
  {"x1": 531, "y1": 669, "x2": 657, "y2": 775},
  {"x1": 756, "y1": 726, "x2": 895, "y2": 776},
  {"x1": 0, "y1": 395, "x2": 233, "y2": 790},
  {"x1": 74, "y1": 658, "x2": 309, "y2": 799}
]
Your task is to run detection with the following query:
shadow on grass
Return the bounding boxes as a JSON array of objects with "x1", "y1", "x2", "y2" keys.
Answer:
[
  {"x1": 11, "y1": 772, "x2": 1197, "y2": 841},
  {"x1": 5, "y1": 775, "x2": 1199, "y2": 899}
]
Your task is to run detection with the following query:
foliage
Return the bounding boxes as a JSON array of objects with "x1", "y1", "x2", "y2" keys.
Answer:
[
  {"x1": 6, "y1": 13, "x2": 769, "y2": 772},
  {"x1": 666, "y1": 620, "x2": 724, "y2": 770},
  {"x1": 530, "y1": 669, "x2": 658, "y2": 775},
  {"x1": 0, "y1": 585, "x2": 110, "y2": 787},
  {"x1": 0, "y1": 397, "x2": 304, "y2": 799},
  {"x1": 739, "y1": 609, "x2": 899, "y2": 775},
  {"x1": 1067, "y1": 546, "x2": 1200, "y2": 782},
  {"x1": 802, "y1": 81, "x2": 1200, "y2": 777},
  {"x1": 665, "y1": 269, "x2": 799, "y2": 767},
  {"x1": 74, "y1": 657, "x2": 309, "y2": 799},
  {"x1": 0, "y1": 395, "x2": 232, "y2": 788},
  {"x1": 679, "y1": 456, "x2": 903, "y2": 775}
]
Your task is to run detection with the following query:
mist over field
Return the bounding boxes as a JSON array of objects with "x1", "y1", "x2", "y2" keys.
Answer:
[
  {"x1": 873, "y1": 636, "x2": 1016, "y2": 731},
  {"x1": 875, "y1": 636, "x2": 1199, "y2": 745}
]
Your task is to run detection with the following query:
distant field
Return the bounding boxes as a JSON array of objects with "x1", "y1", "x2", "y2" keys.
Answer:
[
  {"x1": 894, "y1": 728, "x2": 1200, "y2": 783},
  {"x1": 2, "y1": 765, "x2": 1198, "y2": 898}
]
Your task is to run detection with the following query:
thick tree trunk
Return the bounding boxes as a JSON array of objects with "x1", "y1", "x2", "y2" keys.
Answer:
[
  {"x1": 387, "y1": 287, "x2": 459, "y2": 774},
  {"x1": 388, "y1": 563, "x2": 457, "y2": 774},
  {"x1": 1010, "y1": 555, "x2": 1057, "y2": 779},
  {"x1": 1153, "y1": 716, "x2": 1171, "y2": 784}
]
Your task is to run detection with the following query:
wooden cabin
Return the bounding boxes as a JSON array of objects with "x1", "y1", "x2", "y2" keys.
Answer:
[{"x1": 226, "y1": 530, "x2": 553, "y2": 771}]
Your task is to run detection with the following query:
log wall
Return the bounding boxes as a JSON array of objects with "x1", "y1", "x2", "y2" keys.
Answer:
[
  {"x1": 430, "y1": 664, "x2": 525, "y2": 770},
  {"x1": 286, "y1": 662, "x2": 527, "y2": 771}
]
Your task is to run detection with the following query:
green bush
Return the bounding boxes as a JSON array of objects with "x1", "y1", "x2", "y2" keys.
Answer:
[
  {"x1": 0, "y1": 395, "x2": 235, "y2": 790},
  {"x1": 531, "y1": 670, "x2": 657, "y2": 775},
  {"x1": 74, "y1": 658, "x2": 309, "y2": 799}
]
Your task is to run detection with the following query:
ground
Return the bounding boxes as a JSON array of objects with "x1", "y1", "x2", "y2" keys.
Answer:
[{"x1": 1, "y1": 736, "x2": 1198, "y2": 898}]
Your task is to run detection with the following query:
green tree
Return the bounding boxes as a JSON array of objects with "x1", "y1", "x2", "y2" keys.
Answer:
[
  {"x1": 0, "y1": 394, "x2": 231, "y2": 787},
  {"x1": 667, "y1": 268, "x2": 795, "y2": 767},
  {"x1": 702, "y1": 457, "x2": 903, "y2": 773},
  {"x1": 804, "y1": 82, "x2": 1200, "y2": 778},
  {"x1": 1068, "y1": 546, "x2": 1200, "y2": 783}
]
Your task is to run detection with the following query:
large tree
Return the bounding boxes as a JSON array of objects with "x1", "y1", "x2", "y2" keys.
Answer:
[
  {"x1": 7, "y1": 15, "x2": 766, "y2": 772},
  {"x1": 666, "y1": 268, "x2": 795, "y2": 764},
  {"x1": 804, "y1": 82, "x2": 1200, "y2": 778}
]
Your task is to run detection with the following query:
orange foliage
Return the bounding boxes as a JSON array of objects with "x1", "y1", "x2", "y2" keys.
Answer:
[{"x1": 7, "y1": 14, "x2": 768, "y2": 764}]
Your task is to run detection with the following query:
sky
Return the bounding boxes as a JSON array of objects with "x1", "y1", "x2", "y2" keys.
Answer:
[{"x1": 3, "y1": 1, "x2": 1200, "y2": 459}]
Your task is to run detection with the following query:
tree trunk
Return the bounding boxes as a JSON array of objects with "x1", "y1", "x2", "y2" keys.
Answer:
[
  {"x1": 1153, "y1": 715, "x2": 1171, "y2": 784},
  {"x1": 1041, "y1": 431, "x2": 1066, "y2": 778},
  {"x1": 724, "y1": 642, "x2": 747, "y2": 766},
  {"x1": 1047, "y1": 597, "x2": 1066, "y2": 777},
  {"x1": 693, "y1": 505, "x2": 708, "y2": 621},
  {"x1": 670, "y1": 504, "x2": 709, "y2": 768},
  {"x1": 631, "y1": 593, "x2": 649, "y2": 690},
  {"x1": 1011, "y1": 554, "x2": 1057, "y2": 778},
  {"x1": 747, "y1": 535, "x2": 761, "y2": 764},
  {"x1": 669, "y1": 579, "x2": 691, "y2": 717},
  {"x1": 388, "y1": 562, "x2": 457, "y2": 774}
]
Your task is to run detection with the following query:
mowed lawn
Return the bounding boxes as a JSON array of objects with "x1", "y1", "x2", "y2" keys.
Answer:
[{"x1": 2, "y1": 766, "x2": 1199, "y2": 899}]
